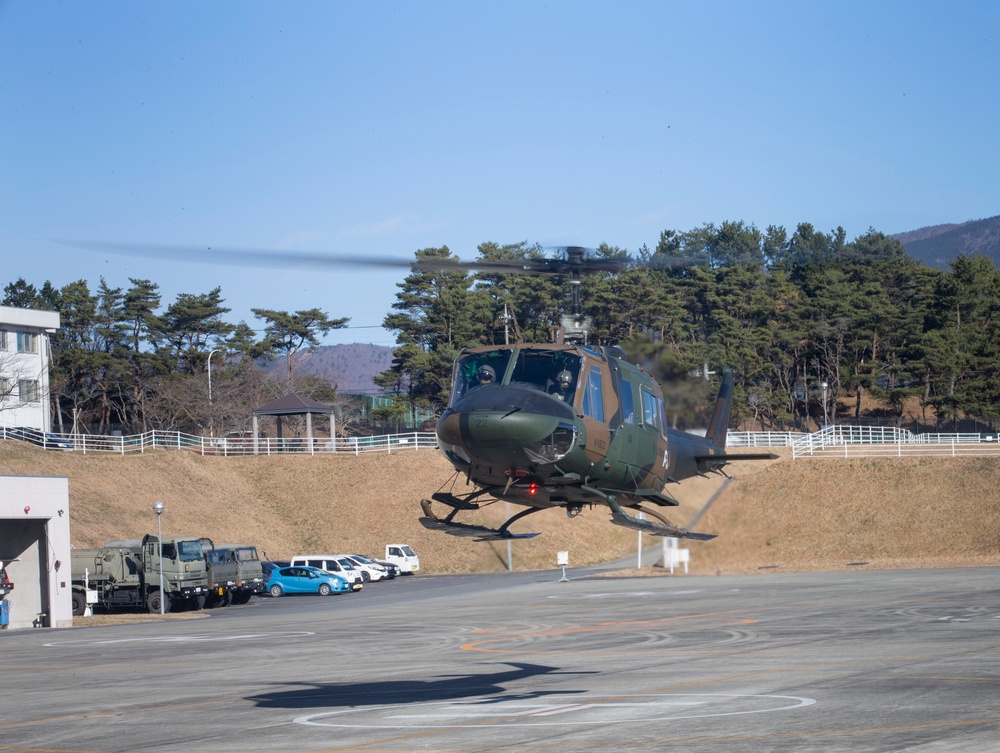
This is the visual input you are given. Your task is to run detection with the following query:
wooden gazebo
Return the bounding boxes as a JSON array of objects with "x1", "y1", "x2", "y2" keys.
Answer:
[{"x1": 252, "y1": 393, "x2": 334, "y2": 454}]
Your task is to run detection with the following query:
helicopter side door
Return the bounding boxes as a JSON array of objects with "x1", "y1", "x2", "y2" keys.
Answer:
[
  {"x1": 577, "y1": 357, "x2": 614, "y2": 465},
  {"x1": 637, "y1": 382, "x2": 670, "y2": 489}
]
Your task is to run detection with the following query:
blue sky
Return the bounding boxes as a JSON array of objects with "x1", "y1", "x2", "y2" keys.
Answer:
[{"x1": 2, "y1": 1, "x2": 998, "y2": 346}]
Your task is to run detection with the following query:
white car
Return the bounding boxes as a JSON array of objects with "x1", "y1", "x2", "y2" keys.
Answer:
[
  {"x1": 343, "y1": 554, "x2": 390, "y2": 582},
  {"x1": 336, "y1": 554, "x2": 387, "y2": 582}
]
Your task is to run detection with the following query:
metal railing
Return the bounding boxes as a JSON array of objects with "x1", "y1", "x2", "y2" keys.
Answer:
[
  {"x1": 0, "y1": 426, "x2": 438, "y2": 456},
  {"x1": 726, "y1": 431, "x2": 805, "y2": 447},
  {"x1": 792, "y1": 425, "x2": 1000, "y2": 459},
  {"x1": 6, "y1": 424, "x2": 999, "y2": 460}
]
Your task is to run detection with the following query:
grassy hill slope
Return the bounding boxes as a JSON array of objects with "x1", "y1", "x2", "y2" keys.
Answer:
[{"x1": 2, "y1": 443, "x2": 998, "y2": 574}]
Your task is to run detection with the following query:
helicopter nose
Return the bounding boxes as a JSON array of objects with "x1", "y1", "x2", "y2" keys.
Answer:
[{"x1": 436, "y1": 384, "x2": 576, "y2": 461}]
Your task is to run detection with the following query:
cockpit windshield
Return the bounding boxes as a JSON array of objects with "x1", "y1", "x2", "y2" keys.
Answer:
[
  {"x1": 451, "y1": 349, "x2": 514, "y2": 403},
  {"x1": 450, "y1": 347, "x2": 583, "y2": 405},
  {"x1": 509, "y1": 349, "x2": 581, "y2": 403}
]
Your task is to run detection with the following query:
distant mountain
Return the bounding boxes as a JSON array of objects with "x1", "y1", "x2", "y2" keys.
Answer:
[
  {"x1": 293, "y1": 343, "x2": 394, "y2": 394},
  {"x1": 893, "y1": 215, "x2": 1000, "y2": 269}
]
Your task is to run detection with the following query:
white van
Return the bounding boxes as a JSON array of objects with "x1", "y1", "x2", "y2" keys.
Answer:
[
  {"x1": 384, "y1": 544, "x2": 419, "y2": 574},
  {"x1": 289, "y1": 555, "x2": 363, "y2": 590}
]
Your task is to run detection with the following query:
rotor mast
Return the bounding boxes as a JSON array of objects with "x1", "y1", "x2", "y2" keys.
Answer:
[{"x1": 559, "y1": 246, "x2": 592, "y2": 344}]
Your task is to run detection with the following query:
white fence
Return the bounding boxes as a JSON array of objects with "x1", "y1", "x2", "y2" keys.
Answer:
[
  {"x1": 5, "y1": 424, "x2": 999, "y2": 460},
  {"x1": 727, "y1": 431, "x2": 805, "y2": 447},
  {"x1": 0, "y1": 426, "x2": 439, "y2": 456},
  {"x1": 791, "y1": 425, "x2": 1000, "y2": 459}
]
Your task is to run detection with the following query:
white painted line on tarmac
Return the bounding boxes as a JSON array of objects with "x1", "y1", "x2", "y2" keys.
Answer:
[
  {"x1": 295, "y1": 692, "x2": 817, "y2": 729},
  {"x1": 546, "y1": 590, "x2": 703, "y2": 599},
  {"x1": 44, "y1": 630, "x2": 315, "y2": 647}
]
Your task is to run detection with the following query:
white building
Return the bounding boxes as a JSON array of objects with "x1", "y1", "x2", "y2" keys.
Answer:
[{"x1": 0, "y1": 305, "x2": 61, "y2": 431}]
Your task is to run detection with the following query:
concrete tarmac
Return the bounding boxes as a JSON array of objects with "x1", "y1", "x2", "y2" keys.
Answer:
[{"x1": 1, "y1": 566, "x2": 999, "y2": 752}]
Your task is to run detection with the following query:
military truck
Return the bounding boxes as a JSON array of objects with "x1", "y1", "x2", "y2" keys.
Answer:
[
  {"x1": 216, "y1": 544, "x2": 266, "y2": 604},
  {"x1": 200, "y1": 538, "x2": 240, "y2": 608},
  {"x1": 70, "y1": 534, "x2": 208, "y2": 615}
]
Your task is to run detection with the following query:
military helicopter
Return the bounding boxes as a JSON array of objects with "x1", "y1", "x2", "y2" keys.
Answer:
[
  {"x1": 75, "y1": 241, "x2": 776, "y2": 541},
  {"x1": 417, "y1": 246, "x2": 778, "y2": 541}
]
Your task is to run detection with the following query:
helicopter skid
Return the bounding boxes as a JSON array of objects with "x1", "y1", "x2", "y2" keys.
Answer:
[
  {"x1": 604, "y1": 495, "x2": 717, "y2": 540},
  {"x1": 420, "y1": 497, "x2": 542, "y2": 541},
  {"x1": 609, "y1": 512, "x2": 716, "y2": 540},
  {"x1": 418, "y1": 516, "x2": 540, "y2": 541}
]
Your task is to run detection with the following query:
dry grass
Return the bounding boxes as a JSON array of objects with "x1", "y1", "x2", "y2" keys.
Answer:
[{"x1": 3, "y1": 441, "x2": 999, "y2": 575}]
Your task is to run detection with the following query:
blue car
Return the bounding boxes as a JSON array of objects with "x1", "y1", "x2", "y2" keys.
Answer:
[{"x1": 266, "y1": 565, "x2": 351, "y2": 597}]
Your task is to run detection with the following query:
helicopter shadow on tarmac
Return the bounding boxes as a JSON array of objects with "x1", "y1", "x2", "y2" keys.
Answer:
[{"x1": 247, "y1": 662, "x2": 595, "y2": 710}]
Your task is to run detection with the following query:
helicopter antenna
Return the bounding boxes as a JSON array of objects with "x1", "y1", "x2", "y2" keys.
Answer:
[{"x1": 500, "y1": 304, "x2": 524, "y2": 345}]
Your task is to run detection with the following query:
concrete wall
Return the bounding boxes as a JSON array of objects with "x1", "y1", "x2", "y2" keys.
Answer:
[{"x1": 0, "y1": 475, "x2": 72, "y2": 629}]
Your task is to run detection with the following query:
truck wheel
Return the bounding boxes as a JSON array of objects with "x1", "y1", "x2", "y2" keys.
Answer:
[
  {"x1": 71, "y1": 590, "x2": 87, "y2": 616},
  {"x1": 269, "y1": 584, "x2": 284, "y2": 598},
  {"x1": 146, "y1": 590, "x2": 171, "y2": 614},
  {"x1": 318, "y1": 583, "x2": 332, "y2": 596},
  {"x1": 191, "y1": 595, "x2": 207, "y2": 611}
]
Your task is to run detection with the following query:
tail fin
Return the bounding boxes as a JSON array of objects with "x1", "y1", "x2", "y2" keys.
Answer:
[{"x1": 705, "y1": 367, "x2": 734, "y2": 448}]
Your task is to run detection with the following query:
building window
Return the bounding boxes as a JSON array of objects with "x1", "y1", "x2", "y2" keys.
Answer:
[
  {"x1": 18, "y1": 379, "x2": 39, "y2": 402},
  {"x1": 0, "y1": 330, "x2": 7, "y2": 350},
  {"x1": 17, "y1": 332, "x2": 38, "y2": 353},
  {"x1": 1, "y1": 376, "x2": 11, "y2": 399}
]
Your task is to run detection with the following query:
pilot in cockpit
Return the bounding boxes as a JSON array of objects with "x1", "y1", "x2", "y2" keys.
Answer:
[
  {"x1": 476, "y1": 364, "x2": 496, "y2": 385},
  {"x1": 550, "y1": 369, "x2": 573, "y2": 401}
]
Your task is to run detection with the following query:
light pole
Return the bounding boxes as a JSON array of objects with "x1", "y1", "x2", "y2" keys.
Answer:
[
  {"x1": 207, "y1": 349, "x2": 220, "y2": 437},
  {"x1": 152, "y1": 501, "x2": 165, "y2": 614},
  {"x1": 821, "y1": 381, "x2": 829, "y2": 429}
]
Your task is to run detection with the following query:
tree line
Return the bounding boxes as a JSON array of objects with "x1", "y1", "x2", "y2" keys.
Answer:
[
  {"x1": 375, "y1": 221, "x2": 1000, "y2": 431},
  {"x1": 5, "y1": 219, "x2": 999, "y2": 435},
  {"x1": 2, "y1": 277, "x2": 347, "y2": 435}
]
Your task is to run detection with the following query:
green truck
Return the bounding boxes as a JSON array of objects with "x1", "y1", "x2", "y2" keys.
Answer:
[
  {"x1": 200, "y1": 538, "x2": 240, "y2": 608},
  {"x1": 215, "y1": 544, "x2": 266, "y2": 604},
  {"x1": 71, "y1": 534, "x2": 208, "y2": 615}
]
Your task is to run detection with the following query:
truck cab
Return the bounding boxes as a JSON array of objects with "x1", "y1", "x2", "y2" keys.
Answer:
[{"x1": 384, "y1": 544, "x2": 419, "y2": 574}]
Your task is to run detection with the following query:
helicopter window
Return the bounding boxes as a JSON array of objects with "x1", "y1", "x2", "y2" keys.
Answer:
[
  {"x1": 620, "y1": 379, "x2": 635, "y2": 423},
  {"x1": 642, "y1": 389, "x2": 660, "y2": 432},
  {"x1": 581, "y1": 365, "x2": 605, "y2": 422},
  {"x1": 509, "y1": 350, "x2": 581, "y2": 398},
  {"x1": 451, "y1": 350, "x2": 513, "y2": 403}
]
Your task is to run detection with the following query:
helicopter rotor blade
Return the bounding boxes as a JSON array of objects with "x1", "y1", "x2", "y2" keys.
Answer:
[
  {"x1": 60, "y1": 239, "x2": 711, "y2": 278},
  {"x1": 58, "y1": 240, "x2": 586, "y2": 276}
]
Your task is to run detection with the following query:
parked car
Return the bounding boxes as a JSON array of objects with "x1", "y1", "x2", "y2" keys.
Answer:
[
  {"x1": 214, "y1": 431, "x2": 258, "y2": 453},
  {"x1": 373, "y1": 558, "x2": 400, "y2": 578},
  {"x1": 3, "y1": 426, "x2": 74, "y2": 451},
  {"x1": 260, "y1": 561, "x2": 282, "y2": 582},
  {"x1": 344, "y1": 554, "x2": 392, "y2": 581},
  {"x1": 289, "y1": 556, "x2": 363, "y2": 591},
  {"x1": 265, "y1": 565, "x2": 351, "y2": 597}
]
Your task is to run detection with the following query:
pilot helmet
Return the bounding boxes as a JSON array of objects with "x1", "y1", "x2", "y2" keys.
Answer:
[
  {"x1": 556, "y1": 370, "x2": 573, "y2": 388},
  {"x1": 477, "y1": 364, "x2": 496, "y2": 383}
]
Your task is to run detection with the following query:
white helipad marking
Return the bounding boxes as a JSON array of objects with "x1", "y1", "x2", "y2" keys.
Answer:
[
  {"x1": 546, "y1": 590, "x2": 702, "y2": 599},
  {"x1": 387, "y1": 701, "x2": 705, "y2": 718},
  {"x1": 44, "y1": 631, "x2": 314, "y2": 647},
  {"x1": 295, "y1": 693, "x2": 816, "y2": 729}
]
